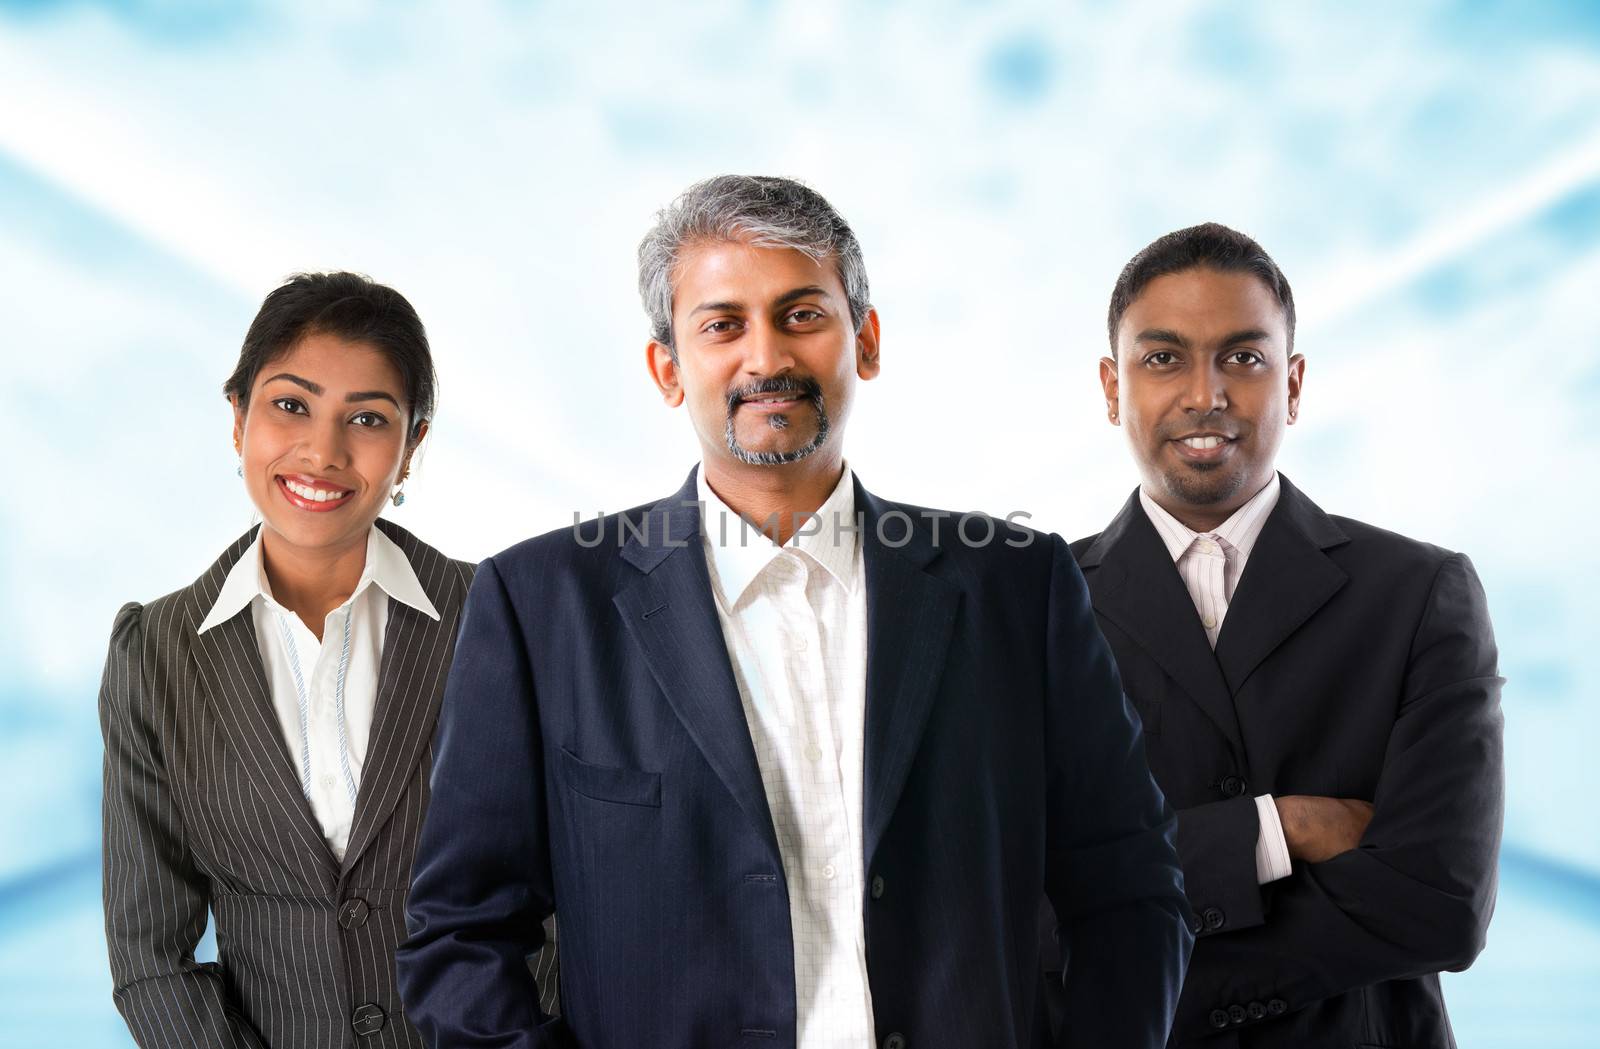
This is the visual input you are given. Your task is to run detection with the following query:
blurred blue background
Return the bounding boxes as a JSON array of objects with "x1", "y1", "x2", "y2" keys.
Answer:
[{"x1": 2, "y1": 1, "x2": 1597, "y2": 1046}]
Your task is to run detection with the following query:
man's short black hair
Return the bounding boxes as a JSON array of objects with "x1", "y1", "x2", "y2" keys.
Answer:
[
  {"x1": 1107, "y1": 222, "x2": 1295, "y2": 354},
  {"x1": 224, "y1": 271, "x2": 436, "y2": 441}
]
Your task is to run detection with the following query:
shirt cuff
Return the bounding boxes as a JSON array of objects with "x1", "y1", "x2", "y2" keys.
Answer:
[{"x1": 1254, "y1": 794, "x2": 1293, "y2": 884}]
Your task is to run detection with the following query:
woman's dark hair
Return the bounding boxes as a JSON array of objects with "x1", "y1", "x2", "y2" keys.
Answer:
[
  {"x1": 224, "y1": 271, "x2": 437, "y2": 441},
  {"x1": 1107, "y1": 222, "x2": 1295, "y2": 355}
]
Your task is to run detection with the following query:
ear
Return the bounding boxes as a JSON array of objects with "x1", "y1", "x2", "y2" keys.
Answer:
[
  {"x1": 646, "y1": 340, "x2": 685, "y2": 407},
  {"x1": 401, "y1": 420, "x2": 430, "y2": 479},
  {"x1": 856, "y1": 308, "x2": 882, "y2": 381},
  {"x1": 230, "y1": 395, "x2": 246, "y2": 454},
  {"x1": 1286, "y1": 352, "x2": 1306, "y2": 423},
  {"x1": 1098, "y1": 356, "x2": 1120, "y2": 424}
]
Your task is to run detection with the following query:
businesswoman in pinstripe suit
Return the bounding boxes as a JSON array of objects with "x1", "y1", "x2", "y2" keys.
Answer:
[{"x1": 98, "y1": 272, "x2": 554, "y2": 1048}]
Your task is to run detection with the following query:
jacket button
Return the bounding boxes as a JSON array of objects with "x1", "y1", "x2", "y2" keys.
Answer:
[
  {"x1": 338, "y1": 897, "x2": 370, "y2": 929},
  {"x1": 1188, "y1": 913, "x2": 1204, "y2": 935},
  {"x1": 1219, "y1": 775, "x2": 1246, "y2": 798},
  {"x1": 351, "y1": 1002, "x2": 387, "y2": 1035},
  {"x1": 1246, "y1": 1000, "x2": 1266, "y2": 1020},
  {"x1": 1202, "y1": 906, "x2": 1226, "y2": 931},
  {"x1": 871, "y1": 875, "x2": 886, "y2": 900},
  {"x1": 1267, "y1": 998, "x2": 1288, "y2": 1016},
  {"x1": 1228, "y1": 1004, "x2": 1247, "y2": 1025},
  {"x1": 883, "y1": 1034, "x2": 906, "y2": 1049},
  {"x1": 1209, "y1": 1009, "x2": 1230, "y2": 1030}
]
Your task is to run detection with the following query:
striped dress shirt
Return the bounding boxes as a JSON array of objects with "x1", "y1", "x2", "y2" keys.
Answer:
[
  {"x1": 697, "y1": 464, "x2": 876, "y2": 1049},
  {"x1": 197, "y1": 525, "x2": 439, "y2": 861},
  {"x1": 1139, "y1": 473, "x2": 1293, "y2": 884}
]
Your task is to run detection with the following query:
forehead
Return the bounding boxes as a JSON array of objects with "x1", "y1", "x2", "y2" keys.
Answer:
[
  {"x1": 1119, "y1": 268, "x2": 1288, "y2": 345},
  {"x1": 256, "y1": 332, "x2": 404, "y2": 391},
  {"x1": 671, "y1": 239, "x2": 844, "y2": 309}
]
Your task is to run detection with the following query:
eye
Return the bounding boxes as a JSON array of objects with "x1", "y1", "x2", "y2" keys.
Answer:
[
  {"x1": 702, "y1": 318, "x2": 741, "y2": 335},
  {"x1": 1144, "y1": 351, "x2": 1179, "y2": 367},
  {"x1": 785, "y1": 308, "x2": 823, "y2": 324},
  {"x1": 1227, "y1": 350, "x2": 1264, "y2": 366},
  {"x1": 271, "y1": 397, "x2": 308, "y2": 415},
  {"x1": 350, "y1": 411, "x2": 389, "y2": 428}
]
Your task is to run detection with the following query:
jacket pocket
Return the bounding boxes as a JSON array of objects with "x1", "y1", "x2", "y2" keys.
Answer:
[{"x1": 557, "y1": 747, "x2": 662, "y2": 808}]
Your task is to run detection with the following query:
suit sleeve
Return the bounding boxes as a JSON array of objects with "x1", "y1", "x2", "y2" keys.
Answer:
[
  {"x1": 1042, "y1": 535, "x2": 1195, "y2": 1049},
  {"x1": 1171, "y1": 552, "x2": 1505, "y2": 1039},
  {"x1": 1172, "y1": 794, "x2": 1271, "y2": 935},
  {"x1": 100, "y1": 603, "x2": 267, "y2": 1049},
  {"x1": 397, "y1": 556, "x2": 562, "y2": 1047}
]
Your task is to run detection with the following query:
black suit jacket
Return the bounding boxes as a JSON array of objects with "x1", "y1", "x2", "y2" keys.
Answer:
[
  {"x1": 99, "y1": 520, "x2": 557, "y2": 1048},
  {"x1": 398, "y1": 467, "x2": 1192, "y2": 1049},
  {"x1": 1063, "y1": 476, "x2": 1503, "y2": 1048}
]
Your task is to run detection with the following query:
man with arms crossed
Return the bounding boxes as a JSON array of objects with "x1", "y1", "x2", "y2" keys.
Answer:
[
  {"x1": 398, "y1": 176, "x2": 1191, "y2": 1048},
  {"x1": 1050, "y1": 223, "x2": 1503, "y2": 1047}
]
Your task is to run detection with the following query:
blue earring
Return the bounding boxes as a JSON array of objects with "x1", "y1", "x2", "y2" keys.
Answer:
[
  {"x1": 392, "y1": 487, "x2": 406, "y2": 507},
  {"x1": 236, "y1": 462, "x2": 243, "y2": 477}
]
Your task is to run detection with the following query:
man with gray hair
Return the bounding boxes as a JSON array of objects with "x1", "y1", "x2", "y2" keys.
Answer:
[{"x1": 399, "y1": 175, "x2": 1192, "y2": 1049}]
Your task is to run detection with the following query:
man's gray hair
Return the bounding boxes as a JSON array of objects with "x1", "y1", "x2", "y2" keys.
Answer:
[{"x1": 637, "y1": 175, "x2": 872, "y2": 353}]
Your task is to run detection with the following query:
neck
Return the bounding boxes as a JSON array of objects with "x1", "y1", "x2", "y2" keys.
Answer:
[
  {"x1": 1143, "y1": 472, "x2": 1274, "y2": 533},
  {"x1": 259, "y1": 526, "x2": 369, "y2": 641},
  {"x1": 702, "y1": 451, "x2": 845, "y2": 546}
]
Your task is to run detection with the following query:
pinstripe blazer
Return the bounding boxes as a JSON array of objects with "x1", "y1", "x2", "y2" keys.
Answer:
[{"x1": 99, "y1": 519, "x2": 558, "y2": 1049}]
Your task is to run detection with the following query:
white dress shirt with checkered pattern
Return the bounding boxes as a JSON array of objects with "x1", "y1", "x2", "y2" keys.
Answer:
[{"x1": 697, "y1": 463, "x2": 876, "y2": 1049}]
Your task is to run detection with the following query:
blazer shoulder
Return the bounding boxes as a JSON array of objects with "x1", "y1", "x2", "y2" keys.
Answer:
[
  {"x1": 1327, "y1": 513, "x2": 1463, "y2": 576},
  {"x1": 487, "y1": 497, "x2": 662, "y2": 576},
  {"x1": 1069, "y1": 531, "x2": 1104, "y2": 564},
  {"x1": 873, "y1": 496, "x2": 1060, "y2": 582}
]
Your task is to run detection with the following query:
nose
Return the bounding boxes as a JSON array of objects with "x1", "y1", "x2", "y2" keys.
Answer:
[
  {"x1": 740, "y1": 318, "x2": 796, "y2": 378},
  {"x1": 1182, "y1": 358, "x2": 1228, "y2": 415},
  {"x1": 299, "y1": 415, "x2": 350, "y2": 470}
]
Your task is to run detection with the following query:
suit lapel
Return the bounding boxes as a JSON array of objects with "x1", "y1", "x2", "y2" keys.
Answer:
[
  {"x1": 858, "y1": 483, "x2": 961, "y2": 870},
  {"x1": 340, "y1": 522, "x2": 462, "y2": 878},
  {"x1": 1079, "y1": 491, "x2": 1245, "y2": 757},
  {"x1": 187, "y1": 531, "x2": 338, "y2": 884},
  {"x1": 613, "y1": 469, "x2": 783, "y2": 866},
  {"x1": 1213, "y1": 476, "x2": 1349, "y2": 694}
]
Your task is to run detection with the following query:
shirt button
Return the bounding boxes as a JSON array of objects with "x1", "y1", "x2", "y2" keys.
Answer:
[
  {"x1": 822, "y1": 863, "x2": 836, "y2": 880},
  {"x1": 794, "y1": 634, "x2": 809, "y2": 652},
  {"x1": 321, "y1": 774, "x2": 337, "y2": 791},
  {"x1": 1202, "y1": 615, "x2": 1217, "y2": 630},
  {"x1": 804, "y1": 744, "x2": 823, "y2": 763}
]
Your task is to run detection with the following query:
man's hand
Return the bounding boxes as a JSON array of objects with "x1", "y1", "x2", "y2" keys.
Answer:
[{"x1": 1274, "y1": 796, "x2": 1374, "y2": 863}]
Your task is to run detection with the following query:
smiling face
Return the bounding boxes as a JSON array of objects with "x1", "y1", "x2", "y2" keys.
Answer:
[
  {"x1": 1100, "y1": 267, "x2": 1304, "y2": 531},
  {"x1": 232, "y1": 331, "x2": 421, "y2": 562},
  {"x1": 646, "y1": 238, "x2": 879, "y2": 480}
]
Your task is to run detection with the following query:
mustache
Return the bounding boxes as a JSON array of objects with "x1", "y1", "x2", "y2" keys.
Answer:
[
  {"x1": 1158, "y1": 415, "x2": 1245, "y2": 440},
  {"x1": 724, "y1": 376, "x2": 824, "y2": 415}
]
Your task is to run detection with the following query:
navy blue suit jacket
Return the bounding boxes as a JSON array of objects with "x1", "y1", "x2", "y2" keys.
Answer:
[{"x1": 398, "y1": 469, "x2": 1191, "y2": 1048}]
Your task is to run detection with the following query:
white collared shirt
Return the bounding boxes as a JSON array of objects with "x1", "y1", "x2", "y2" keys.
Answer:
[
  {"x1": 697, "y1": 464, "x2": 875, "y2": 1049},
  {"x1": 1139, "y1": 474, "x2": 1293, "y2": 884},
  {"x1": 198, "y1": 524, "x2": 439, "y2": 861}
]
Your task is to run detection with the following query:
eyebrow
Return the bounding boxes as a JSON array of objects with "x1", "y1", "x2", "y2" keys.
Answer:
[
  {"x1": 345, "y1": 390, "x2": 401, "y2": 408},
  {"x1": 262, "y1": 372, "x2": 323, "y2": 395},
  {"x1": 1221, "y1": 329, "x2": 1273, "y2": 347},
  {"x1": 262, "y1": 373, "x2": 400, "y2": 408},
  {"x1": 773, "y1": 285, "x2": 830, "y2": 309},
  {"x1": 1134, "y1": 328, "x2": 1188, "y2": 348}
]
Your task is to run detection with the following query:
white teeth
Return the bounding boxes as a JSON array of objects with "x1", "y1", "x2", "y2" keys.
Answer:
[
  {"x1": 285, "y1": 479, "x2": 349, "y2": 502},
  {"x1": 1182, "y1": 436, "x2": 1227, "y2": 450}
]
